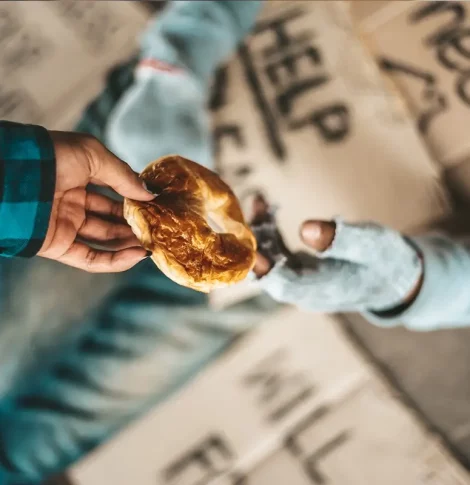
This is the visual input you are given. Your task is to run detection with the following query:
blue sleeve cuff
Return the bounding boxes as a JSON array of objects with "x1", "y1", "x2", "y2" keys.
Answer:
[
  {"x1": 0, "y1": 121, "x2": 56, "y2": 258},
  {"x1": 363, "y1": 234, "x2": 470, "y2": 331}
]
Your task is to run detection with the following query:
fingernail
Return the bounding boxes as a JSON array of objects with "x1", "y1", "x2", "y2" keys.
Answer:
[
  {"x1": 142, "y1": 181, "x2": 153, "y2": 194},
  {"x1": 142, "y1": 180, "x2": 160, "y2": 197},
  {"x1": 301, "y1": 222, "x2": 322, "y2": 243}
]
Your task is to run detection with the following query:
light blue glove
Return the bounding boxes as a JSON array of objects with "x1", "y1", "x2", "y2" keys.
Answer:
[
  {"x1": 106, "y1": 0, "x2": 263, "y2": 172},
  {"x1": 255, "y1": 218, "x2": 423, "y2": 314}
]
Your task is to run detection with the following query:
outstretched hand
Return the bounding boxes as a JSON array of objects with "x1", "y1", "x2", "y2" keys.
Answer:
[
  {"x1": 251, "y1": 195, "x2": 423, "y2": 313},
  {"x1": 38, "y1": 132, "x2": 155, "y2": 273}
]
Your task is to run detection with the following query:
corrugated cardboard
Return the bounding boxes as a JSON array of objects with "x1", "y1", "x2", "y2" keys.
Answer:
[
  {"x1": 69, "y1": 309, "x2": 470, "y2": 485},
  {"x1": 209, "y1": 0, "x2": 450, "y2": 309},
  {"x1": 3, "y1": 0, "x2": 451, "y2": 309},
  {"x1": 351, "y1": 0, "x2": 470, "y2": 209},
  {"x1": 353, "y1": 1, "x2": 470, "y2": 168},
  {"x1": 4, "y1": 2, "x2": 467, "y2": 484},
  {"x1": 0, "y1": 0, "x2": 148, "y2": 129}
]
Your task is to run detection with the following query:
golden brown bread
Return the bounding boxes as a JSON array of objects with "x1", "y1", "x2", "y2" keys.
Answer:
[{"x1": 124, "y1": 155, "x2": 257, "y2": 293}]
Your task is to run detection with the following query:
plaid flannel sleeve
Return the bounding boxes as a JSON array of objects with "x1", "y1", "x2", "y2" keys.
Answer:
[{"x1": 0, "y1": 121, "x2": 56, "y2": 258}]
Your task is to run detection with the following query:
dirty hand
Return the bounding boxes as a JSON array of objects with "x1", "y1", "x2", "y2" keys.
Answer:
[
  {"x1": 38, "y1": 132, "x2": 155, "y2": 272},
  {"x1": 252, "y1": 203, "x2": 423, "y2": 313}
]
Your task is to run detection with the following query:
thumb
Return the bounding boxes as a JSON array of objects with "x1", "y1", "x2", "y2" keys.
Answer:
[
  {"x1": 91, "y1": 142, "x2": 155, "y2": 201},
  {"x1": 301, "y1": 220, "x2": 336, "y2": 252}
]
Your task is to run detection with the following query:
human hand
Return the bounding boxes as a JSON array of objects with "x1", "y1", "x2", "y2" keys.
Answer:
[
  {"x1": 251, "y1": 197, "x2": 423, "y2": 313},
  {"x1": 38, "y1": 131, "x2": 155, "y2": 272}
]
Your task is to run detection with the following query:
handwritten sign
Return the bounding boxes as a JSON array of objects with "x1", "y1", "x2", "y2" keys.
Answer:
[
  {"x1": 209, "y1": 0, "x2": 450, "y2": 309},
  {"x1": 238, "y1": 5, "x2": 351, "y2": 162},
  {"x1": 0, "y1": 1, "x2": 148, "y2": 128},
  {"x1": 355, "y1": 1, "x2": 470, "y2": 167},
  {"x1": 69, "y1": 310, "x2": 470, "y2": 485},
  {"x1": 162, "y1": 434, "x2": 240, "y2": 485},
  {"x1": 3, "y1": 3, "x2": 462, "y2": 483},
  {"x1": 242, "y1": 349, "x2": 314, "y2": 423},
  {"x1": 50, "y1": 1, "x2": 124, "y2": 55}
]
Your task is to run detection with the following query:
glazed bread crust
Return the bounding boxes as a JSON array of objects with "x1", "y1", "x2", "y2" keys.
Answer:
[{"x1": 124, "y1": 155, "x2": 256, "y2": 293}]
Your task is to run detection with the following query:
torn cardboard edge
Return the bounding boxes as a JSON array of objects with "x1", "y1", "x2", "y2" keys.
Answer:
[{"x1": 352, "y1": 1, "x2": 470, "y2": 168}]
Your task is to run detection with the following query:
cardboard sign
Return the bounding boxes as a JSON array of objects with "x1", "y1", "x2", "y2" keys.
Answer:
[
  {"x1": 69, "y1": 309, "x2": 470, "y2": 485},
  {"x1": 2, "y1": 3, "x2": 465, "y2": 484},
  {"x1": 354, "y1": 1, "x2": 470, "y2": 167},
  {"x1": 209, "y1": 0, "x2": 451, "y2": 309},
  {"x1": 0, "y1": 0, "x2": 451, "y2": 310},
  {"x1": 0, "y1": 0, "x2": 148, "y2": 129}
]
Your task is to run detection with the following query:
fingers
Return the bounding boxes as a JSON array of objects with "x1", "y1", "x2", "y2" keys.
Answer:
[
  {"x1": 87, "y1": 139, "x2": 155, "y2": 202},
  {"x1": 257, "y1": 257, "x2": 372, "y2": 312},
  {"x1": 253, "y1": 253, "x2": 272, "y2": 278},
  {"x1": 257, "y1": 246, "x2": 422, "y2": 312},
  {"x1": 252, "y1": 194, "x2": 269, "y2": 218},
  {"x1": 78, "y1": 214, "x2": 140, "y2": 250},
  {"x1": 250, "y1": 193, "x2": 273, "y2": 227},
  {"x1": 81, "y1": 192, "x2": 141, "y2": 250},
  {"x1": 85, "y1": 191, "x2": 124, "y2": 220},
  {"x1": 300, "y1": 219, "x2": 408, "y2": 266},
  {"x1": 301, "y1": 221, "x2": 336, "y2": 252},
  {"x1": 59, "y1": 243, "x2": 148, "y2": 273}
]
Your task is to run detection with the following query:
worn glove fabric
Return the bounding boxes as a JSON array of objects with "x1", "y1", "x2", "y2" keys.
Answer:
[
  {"x1": 256, "y1": 218, "x2": 423, "y2": 314},
  {"x1": 105, "y1": 0, "x2": 263, "y2": 172}
]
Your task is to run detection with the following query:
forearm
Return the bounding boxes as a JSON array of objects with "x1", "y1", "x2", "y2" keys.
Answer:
[
  {"x1": 140, "y1": 0, "x2": 263, "y2": 84},
  {"x1": 0, "y1": 121, "x2": 55, "y2": 258},
  {"x1": 77, "y1": 0, "x2": 263, "y2": 142},
  {"x1": 364, "y1": 233, "x2": 470, "y2": 330}
]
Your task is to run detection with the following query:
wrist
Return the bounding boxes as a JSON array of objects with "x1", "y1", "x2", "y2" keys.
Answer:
[{"x1": 372, "y1": 253, "x2": 424, "y2": 318}]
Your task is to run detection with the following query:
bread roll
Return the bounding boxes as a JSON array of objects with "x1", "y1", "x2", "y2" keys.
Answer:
[{"x1": 124, "y1": 155, "x2": 257, "y2": 293}]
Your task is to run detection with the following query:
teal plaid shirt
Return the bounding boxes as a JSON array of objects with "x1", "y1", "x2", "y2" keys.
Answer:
[{"x1": 0, "y1": 121, "x2": 56, "y2": 258}]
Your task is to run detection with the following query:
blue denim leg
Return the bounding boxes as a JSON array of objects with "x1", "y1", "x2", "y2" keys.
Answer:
[{"x1": 0, "y1": 259, "x2": 274, "y2": 483}]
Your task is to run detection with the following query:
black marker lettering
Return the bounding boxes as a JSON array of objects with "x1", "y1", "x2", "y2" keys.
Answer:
[
  {"x1": 456, "y1": 69, "x2": 470, "y2": 105},
  {"x1": 254, "y1": 8, "x2": 307, "y2": 59},
  {"x1": 379, "y1": 57, "x2": 449, "y2": 132},
  {"x1": 213, "y1": 124, "x2": 245, "y2": 158},
  {"x1": 410, "y1": 2, "x2": 466, "y2": 46},
  {"x1": 291, "y1": 103, "x2": 349, "y2": 143},
  {"x1": 285, "y1": 406, "x2": 351, "y2": 484},
  {"x1": 409, "y1": 2, "x2": 470, "y2": 109},
  {"x1": 210, "y1": 66, "x2": 230, "y2": 111},
  {"x1": 243, "y1": 349, "x2": 314, "y2": 422},
  {"x1": 435, "y1": 28, "x2": 470, "y2": 71},
  {"x1": 163, "y1": 434, "x2": 234, "y2": 485},
  {"x1": 239, "y1": 43, "x2": 286, "y2": 161},
  {"x1": 265, "y1": 45, "x2": 322, "y2": 86}
]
